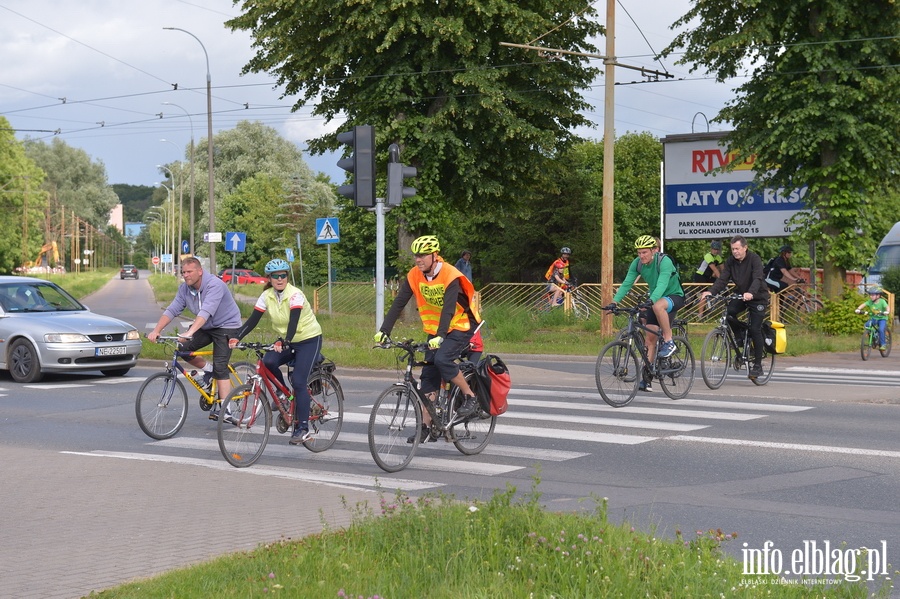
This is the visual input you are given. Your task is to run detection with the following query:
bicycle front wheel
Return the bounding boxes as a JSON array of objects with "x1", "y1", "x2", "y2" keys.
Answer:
[
  {"x1": 750, "y1": 342, "x2": 776, "y2": 386},
  {"x1": 657, "y1": 335, "x2": 695, "y2": 400},
  {"x1": 136, "y1": 372, "x2": 188, "y2": 440},
  {"x1": 450, "y1": 383, "x2": 496, "y2": 455},
  {"x1": 701, "y1": 329, "x2": 730, "y2": 389},
  {"x1": 860, "y1": 330, "x2": 873, "y2": 361},
  {"x1": 595, "y1": 341, "x2": 639, "y2": 408},
  {"x1": 880, "y1": 329, "x2": 893, "y2": 357},
  {"x1": 304, "y1": 372, "x2": 344, "y2": 453},
  {"x1": 217, "y1": 383, "x2": 272, "y2": 468},
  {"x1": 368, "y1": 384, "x2": 421, "y2": 473}
]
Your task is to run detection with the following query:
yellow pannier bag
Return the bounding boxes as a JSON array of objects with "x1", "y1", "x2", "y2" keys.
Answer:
[{"x1": 764, "y1": 320, "x2": 787, "y2": 354}]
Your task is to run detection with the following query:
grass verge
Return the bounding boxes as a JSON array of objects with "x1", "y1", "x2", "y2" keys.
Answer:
[{"x1": 89, "y1": 480, "x2": 888, "y2": 598}]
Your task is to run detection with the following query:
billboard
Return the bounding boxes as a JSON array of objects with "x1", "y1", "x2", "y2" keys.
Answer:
[{"x1": 662, "y1": 132, "x2": 806, "y2": 240}]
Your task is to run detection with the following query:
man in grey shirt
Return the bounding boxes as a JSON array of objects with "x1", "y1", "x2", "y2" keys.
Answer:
[{"x1": 148, "y1": 256, "x2": 243, "y2": 417}]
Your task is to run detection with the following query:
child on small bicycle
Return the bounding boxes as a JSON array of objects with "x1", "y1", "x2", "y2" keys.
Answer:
[
  {"x1": 855, "y1": 287, "x2": 890, "y2": 350},
  {"x1": 228, "y1": 258, "x2": 323, "y2": 446}
]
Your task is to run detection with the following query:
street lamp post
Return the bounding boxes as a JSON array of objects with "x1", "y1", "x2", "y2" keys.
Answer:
[
  {"x1": 153, "y1": 185, "x2": 174, "y2": 274},
  {"x1": 163, "y1": 27, "x2": 216, "y2": 274},
  {"x1": 161, "y1": 102, "x2": 195, "y2": 258},
  {"x1": 158, "y1": 163, "x2": 182, "y2": 271},
  {"x1": 148, "y1": 206, "x2": 168, "y2": 274}
]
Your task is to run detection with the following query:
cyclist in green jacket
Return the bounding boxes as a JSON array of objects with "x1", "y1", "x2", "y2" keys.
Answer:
[{"x1": 607, "y1": 235, "x2": 685, "y2": 370}]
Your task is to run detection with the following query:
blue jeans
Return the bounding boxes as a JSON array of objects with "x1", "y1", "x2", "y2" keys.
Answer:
[
  {"x1": 261, "y1": 335, "x2": 323, "y2": 431},
  {"x1": 867, "y1": 319, "x2": 887, "y2": 346}
]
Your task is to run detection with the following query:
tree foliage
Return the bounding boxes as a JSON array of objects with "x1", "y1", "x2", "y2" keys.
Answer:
[
  {"x1": 664, "y1": 0, "x2": 900, "y2": 298},
  {"x1": 23, "y1": 137, "x2": 118, "y2": 228},
  {"x1": 228, "y1": 0, "x2": 603, "y2": 238},
  {"x1": 0, "y1": 118, "x2": 47, "y2": 273},
  {"x1": 171, "y1": 120, "x2": 333, "y2": 262}
]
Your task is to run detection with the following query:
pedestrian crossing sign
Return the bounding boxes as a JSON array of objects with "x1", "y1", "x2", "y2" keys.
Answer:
[{"x1": 316, "y1": 217, "x2": 340, "y2": 244}]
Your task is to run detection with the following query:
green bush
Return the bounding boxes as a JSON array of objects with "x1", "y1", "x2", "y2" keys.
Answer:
[
  {"x1": 808, "y1": 286, "x2": 867, "y2": 336},
  {"x1": 878, "y1": 265, "x2": 900, "y2": 295}
]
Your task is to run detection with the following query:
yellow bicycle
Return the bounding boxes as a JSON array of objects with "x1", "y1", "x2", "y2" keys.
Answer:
[{"x1": 135, "y1": 336, "x2": 254, "y2": 440}]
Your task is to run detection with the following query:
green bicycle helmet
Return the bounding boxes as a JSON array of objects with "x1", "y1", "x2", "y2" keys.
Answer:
[
  {"x1": 411, "y1": 235, "x2": 440, "y2": 254},
  {"x1": 634, "y1": 235, "x2": 657, "y2": 249},
  {"x1": 264, "y1": 258, "x2": 290, "y2": 274}
]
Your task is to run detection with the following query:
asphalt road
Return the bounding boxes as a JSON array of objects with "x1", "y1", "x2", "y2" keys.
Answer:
[{"x1": 1, "y1": 271, "x2": 897, "y2": 598}]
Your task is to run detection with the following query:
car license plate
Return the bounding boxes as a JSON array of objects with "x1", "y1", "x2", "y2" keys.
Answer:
[{"x1": 96, "y1": 346, "x2": 127, "y2": 356}]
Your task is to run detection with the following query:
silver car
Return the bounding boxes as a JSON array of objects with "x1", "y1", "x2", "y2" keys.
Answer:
[{"x1": 0, "y1": 276, "x2": 141, "y2": 383}]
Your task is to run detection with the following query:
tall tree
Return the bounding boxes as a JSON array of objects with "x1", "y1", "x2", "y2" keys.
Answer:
[
  {"x1": 227, "y1": 1, "x2": 603, "y2": 243},
  {"x1": 179, "y1": 120, "x2": 330, "y2": 259},
  {"x1": 665, "y1": 0, "x2": 900, "y2": 298},
  {"x1": 0, "y1": 118, "x2": 47, "y2": 273},
  {"x1": 22, "y1": 137, "x2": 118, "y2": 228}
]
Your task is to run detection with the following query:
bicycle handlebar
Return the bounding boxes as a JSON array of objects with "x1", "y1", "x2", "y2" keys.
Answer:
[{"x1": 373, "y1": 338, "x2": 431, "y2": 354}]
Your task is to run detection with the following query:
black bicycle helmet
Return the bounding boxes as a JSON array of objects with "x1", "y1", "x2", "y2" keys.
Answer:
[
  {"x1": 710, "y1": 240, "x2": 722, "y2": 250},
  {"x1": 779, "y1": 244, "x2": 793, "y2": 254},
  {"x1": 560, "y1": 247, "x2": 572, "y2": 255}
]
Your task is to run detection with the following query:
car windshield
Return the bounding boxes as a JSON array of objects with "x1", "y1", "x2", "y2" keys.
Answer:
[
  {"x1": 870, "y1": 245, "x2": 900, "y2": 275},
  {"x1": 0, "y1": 282, "x2": 85, "y2": 313}
]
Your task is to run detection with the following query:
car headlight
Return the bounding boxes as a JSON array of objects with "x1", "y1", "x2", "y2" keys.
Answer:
[
  {"x1": 126, "y1": 329, "x2": 141, "y2": 340},
  {"x1": 45, "y1": 333, "x2": 91, "y2": 343}
]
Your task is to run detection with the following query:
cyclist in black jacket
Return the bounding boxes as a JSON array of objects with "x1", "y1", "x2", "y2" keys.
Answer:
[{"x1": 700, "y1": 235, "x2": 770, "y2": 379}]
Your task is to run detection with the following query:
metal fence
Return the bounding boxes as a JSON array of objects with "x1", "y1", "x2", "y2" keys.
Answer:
[{"x1": 312, "y1": 280, "x2": 892, "y2": 329}]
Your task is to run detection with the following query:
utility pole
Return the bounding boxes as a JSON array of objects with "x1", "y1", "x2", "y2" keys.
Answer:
[{"x1": 501, "y1": 0, "x2": 672, "y2": 336}]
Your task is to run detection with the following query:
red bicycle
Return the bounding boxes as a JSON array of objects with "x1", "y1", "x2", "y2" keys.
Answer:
[{"x1": 217, "y1": 341, "x2": 344, "y2": 467}]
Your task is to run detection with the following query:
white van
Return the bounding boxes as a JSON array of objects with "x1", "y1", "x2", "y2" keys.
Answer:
[{"x1": 866, "y1": 221, "x2": 900, "y2": 288}]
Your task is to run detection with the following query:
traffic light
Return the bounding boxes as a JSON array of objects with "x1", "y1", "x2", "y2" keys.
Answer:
[
  {"x1": 387, "y1": 162, "x2": 417, "y2": 205},
  {"x1": 336, "y1": 125, "x2": 376, "y2": 207}
]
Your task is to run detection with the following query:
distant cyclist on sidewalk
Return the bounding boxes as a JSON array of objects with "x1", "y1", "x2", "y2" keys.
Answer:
[
  {"x1": 607, "y1": 235, "x2": 685, "y2": 390},
  {"x1": 700, "y1": 235, "x2": 770, "y2": 380},
  {"x1": 228, "y1": 258, "x2": 323, "y2": 446},
  {"x1": 544, "y1": 247, "x2": 572, "y2": 308},
  {"x1": 375, "y1": 235, "x2": 482, "y2": 443},
  {"x1": 147, "y1": 256, "x2": 242, "y2": 419},
  {"x1": 693, "y1": 240, "x2": 724, "y2": 318},
  {"x1": 856, "y1": 287, "x2": 890, "y2": 350}
]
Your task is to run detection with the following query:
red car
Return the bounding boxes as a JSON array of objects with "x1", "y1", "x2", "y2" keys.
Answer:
[{"x1": 218, "y1": 268, "x2": 267, "y2": 285}]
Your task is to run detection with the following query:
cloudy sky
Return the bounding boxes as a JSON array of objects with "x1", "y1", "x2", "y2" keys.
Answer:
[{"x1": 1, "y1": 0, "x2": 735, "y2": 187}]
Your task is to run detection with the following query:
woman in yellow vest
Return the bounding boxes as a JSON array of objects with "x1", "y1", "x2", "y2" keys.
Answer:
[
  {"x1": 375, "y1": 235, "x2": 482, "y2": 443},
  {"x1": 228, "y1": 258, "x2": 323, "y2": 445}
]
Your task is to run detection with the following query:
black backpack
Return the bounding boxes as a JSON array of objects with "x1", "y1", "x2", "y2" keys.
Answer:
[{"x1": 763, "y1": 257, "x2": 778, "y2": 278}]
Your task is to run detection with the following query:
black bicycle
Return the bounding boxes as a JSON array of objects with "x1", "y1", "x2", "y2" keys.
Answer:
[
  {"x1": 596, "y1": 304, "x2": 695, "y2": 407},
  {"x1": 368, "y1": 338, "x2": 495, "y2": 473},
  {"x1": 700, "y1": 294, "x2": 775, "y2": 388}
]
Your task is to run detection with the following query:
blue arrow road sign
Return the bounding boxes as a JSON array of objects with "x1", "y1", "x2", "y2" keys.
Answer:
[
  {"x1": 316, "y1": 218, "x2": 340, "y2": 244},
  {"x1": 285, "y1": 248, "x2": 295, "y2": 262},
  {"x1": 182, "y1": 239, "x2": 190, "y2": 254},
  {"x1": 226, "y1": 232, "x2": 247, "y2": 253}
]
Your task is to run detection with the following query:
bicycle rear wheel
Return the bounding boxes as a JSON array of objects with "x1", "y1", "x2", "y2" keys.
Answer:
[
  {"x1": 572, "y1": 299, "x2": 590, "y2": 320},
  {"x1": 750, "y1": 342, "x2": 775, "y2": 386},
  {"x1": 595, "y1": 340, "x2": 639, "y2": 408},
  {"x1": 701, "y1": 329, "x2": 729, "y2": 389},
  {"x1": 231, "y1": 361, "x2": 256, "y2": 385},
  {"x1": 368, "y1": 383, "x2": 421, "y2": 472},
  {"x1": 860, "y1": 329, "x2": 873, "y2": 361},
  {"x1": 304, "y1": 372, "x2": 344, "y2": 453},
  {"x1": 657, "y1": 335, "x2": 695, "y2": 400},
  {"x1": 880, "y1": 329, "x2": 892, "y2": 357},
  {"x1": 217, "y1": 383, "x2": 272, "y2": 468},
  {"x1": 135, "y1": 372, "x2": 188, "y2": 440},
  {"x1": 450, "y1": 376, "x2": 496, "y2": 455}
]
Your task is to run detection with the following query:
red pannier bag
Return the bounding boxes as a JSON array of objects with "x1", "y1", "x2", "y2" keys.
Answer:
[{"x1": 475, "y1": 354, "x2": 510, "y2": 416}]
